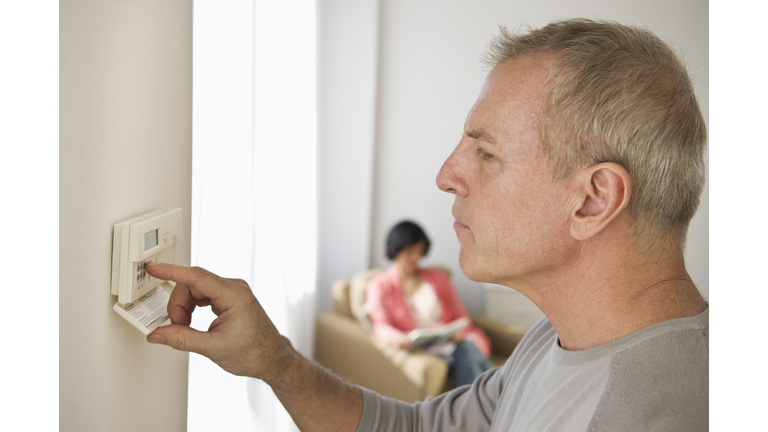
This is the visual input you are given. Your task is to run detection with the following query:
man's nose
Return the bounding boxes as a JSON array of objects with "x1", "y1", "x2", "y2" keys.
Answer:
[{"x1": 436, "y1": 145, "x2": 468, "y2": 197}]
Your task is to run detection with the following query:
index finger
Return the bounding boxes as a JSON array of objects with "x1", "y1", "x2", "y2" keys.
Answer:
[{"x1": 145, "y1": 262, "x2": 224, "y2": 300}]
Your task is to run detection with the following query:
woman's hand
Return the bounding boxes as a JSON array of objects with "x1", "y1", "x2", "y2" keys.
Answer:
[{"x1": 398, "y1": 333, "x2": 414, "y2": 349}]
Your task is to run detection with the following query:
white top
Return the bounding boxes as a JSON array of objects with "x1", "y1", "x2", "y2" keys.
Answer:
[
  {"x1": 406, "y1": 281, "x2": 443, "y2": 326},
  {"x1": 405, "y1": 281, "x2": 456, "y2": 356}
]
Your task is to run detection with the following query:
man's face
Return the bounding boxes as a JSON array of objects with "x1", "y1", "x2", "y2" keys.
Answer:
[{"x1": 436, "y1": 56, "x2": 578, "y2": 286}]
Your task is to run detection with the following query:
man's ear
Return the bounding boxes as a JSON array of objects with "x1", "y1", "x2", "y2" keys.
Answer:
[{"x1": 570, "y1": 162, "x2": 631, "y2": 241}]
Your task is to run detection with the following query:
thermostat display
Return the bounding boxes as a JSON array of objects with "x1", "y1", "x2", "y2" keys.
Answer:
[
  {"x1": 144, "y1": 229, "x2": 158, "y2": 251},
  {"x1": 110, "y1": 208, "x2": 181, "y2": 334}
]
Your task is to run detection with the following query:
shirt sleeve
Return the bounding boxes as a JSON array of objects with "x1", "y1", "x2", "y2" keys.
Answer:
[{"x1": 356, "y1": 363, "x2": 504, "y2": 432}]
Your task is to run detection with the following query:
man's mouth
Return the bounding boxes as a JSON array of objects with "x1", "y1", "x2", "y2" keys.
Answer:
[
  {"x1": 452, "y1": 211, "x2": 469, "y2": 230},
  {"x1": 453, "y1": 220, "x2": 469, "y2": 230}
]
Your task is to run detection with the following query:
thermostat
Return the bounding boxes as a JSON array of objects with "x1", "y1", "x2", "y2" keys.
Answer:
[{"x1": 110, "y1": 208, "x2": 181, "y2": 334}]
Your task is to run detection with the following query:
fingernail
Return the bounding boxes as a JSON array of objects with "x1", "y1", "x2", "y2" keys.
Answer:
[
  {"x1": 146, "y1": 262, "x2": 159, "y2": 267},
  {"x1": 148, "y1": 334, "x2": 166, "y2": 345}
]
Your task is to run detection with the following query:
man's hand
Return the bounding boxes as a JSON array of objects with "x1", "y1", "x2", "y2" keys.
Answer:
[
  {"x1": 145, "y1": 262, "x2": 293, "y2": 382},
  {"x1": 145, "y1": 263, "x2": 364, "y2": 431}
]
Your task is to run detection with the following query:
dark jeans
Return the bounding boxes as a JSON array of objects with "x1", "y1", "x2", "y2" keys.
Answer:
[{"x1": 442, "y1": 339, "x2": 496, "y2": 387}]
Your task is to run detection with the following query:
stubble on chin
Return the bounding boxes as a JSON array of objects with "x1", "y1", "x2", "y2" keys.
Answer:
[{"x1": 457, "y1": 244, "x2": 485, "y2": 283}]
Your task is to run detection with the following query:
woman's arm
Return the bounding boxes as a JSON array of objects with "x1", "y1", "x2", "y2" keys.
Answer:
[{"x1": 366, "y1": 276, "x2": 414, "y2": 347}]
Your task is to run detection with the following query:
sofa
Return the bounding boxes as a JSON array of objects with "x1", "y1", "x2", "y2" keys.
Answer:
[{"x1": 313, "y1": 267, "x2": 529, "y2": 403}]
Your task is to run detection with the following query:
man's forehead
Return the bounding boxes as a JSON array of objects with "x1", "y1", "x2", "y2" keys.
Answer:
[
  {"x1": 486, "y1": 56, "x2": 551, "y2": 107},
  {"x1": 465, "y1": 58, "x2": 550, "y2": 136}
]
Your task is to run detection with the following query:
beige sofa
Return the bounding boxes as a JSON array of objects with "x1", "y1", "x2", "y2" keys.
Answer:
[{"x1": 313, "y1": 268, "x2": 529, "y2": 403}]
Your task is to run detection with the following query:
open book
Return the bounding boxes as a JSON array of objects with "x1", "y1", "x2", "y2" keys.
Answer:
[{"x1": 406, "y1": 317, "x2": 469, "y2": 348}]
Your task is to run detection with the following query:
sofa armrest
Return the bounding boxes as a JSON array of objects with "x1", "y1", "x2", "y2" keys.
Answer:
[
  {"x1": 314, "y1": 313, "x2": 448, "y2": 403},
  {"x1": 471, "y1": 314, "x2": 528, "y2": 359},
  {"x1": 368, "y1": 334, "x2": 449, "y2": 399}
]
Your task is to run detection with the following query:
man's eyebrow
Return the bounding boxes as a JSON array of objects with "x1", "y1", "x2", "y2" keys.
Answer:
[{"x1": 465, "y1": 129, "x2": 497, "y2": 144}]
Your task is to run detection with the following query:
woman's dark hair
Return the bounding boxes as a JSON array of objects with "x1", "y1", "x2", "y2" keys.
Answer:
[{"x1": 385, "y1": 220, "x2": 431, "y2": 260}]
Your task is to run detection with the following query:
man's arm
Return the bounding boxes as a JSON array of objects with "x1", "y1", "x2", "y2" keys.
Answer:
[{"x1": 144, "y1": 263, "x2": 363, "y2": 432}]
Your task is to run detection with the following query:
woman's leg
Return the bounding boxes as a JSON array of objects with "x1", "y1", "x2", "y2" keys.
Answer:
[{"x1": 450, "y1": 340, "x2": 496, "y2": 387}]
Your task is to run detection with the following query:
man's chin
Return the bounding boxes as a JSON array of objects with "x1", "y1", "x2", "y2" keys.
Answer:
[{"x1": 457, "y1": 250, "x2": 487, "y2": 283}]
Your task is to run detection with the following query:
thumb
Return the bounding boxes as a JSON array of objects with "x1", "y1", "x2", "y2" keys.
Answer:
[{"x1": 147, "y1": 324, "x2": 211, "y2": 355}]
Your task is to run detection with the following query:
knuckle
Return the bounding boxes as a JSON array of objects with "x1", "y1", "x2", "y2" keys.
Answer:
[
  {"x1": 190, "y1": 266, "x2": 208, "y2": 278},
  {"x1": 231, "y1": 278, "x2": 250, "y2": 288},
  {"x1": 170, "y1": 333, "x2": 188, "y2": 352},
  {"x1": 191, "y1": 266, "x2": 216, "y2": 286}
]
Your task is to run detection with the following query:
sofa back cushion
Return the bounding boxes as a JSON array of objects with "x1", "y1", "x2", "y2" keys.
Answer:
[
  {"x1": 349, "y1": 268, "x2": 383, "y2": 330},
  {"x1": 332, "y1": 279, "x2": 353, "y2": 318}
]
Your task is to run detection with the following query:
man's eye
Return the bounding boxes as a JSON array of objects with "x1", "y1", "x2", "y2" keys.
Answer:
[{"x1": 475, "y1": 148, "x2": 494, "y2": 160}]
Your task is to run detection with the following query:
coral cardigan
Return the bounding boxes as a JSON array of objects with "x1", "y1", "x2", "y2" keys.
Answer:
[{"x1": 366, "y1": 265, "x2": 491, "y2": 357}]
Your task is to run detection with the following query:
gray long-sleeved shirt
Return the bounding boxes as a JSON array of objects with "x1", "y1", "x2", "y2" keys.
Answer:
[{"x1": 356, "y1": 308, "x2": 708, "y2": 431}]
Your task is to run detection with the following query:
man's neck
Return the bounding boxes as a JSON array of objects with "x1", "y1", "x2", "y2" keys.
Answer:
[{"x1": 510, "y1": 243, "x2": 708, "y2": 351}]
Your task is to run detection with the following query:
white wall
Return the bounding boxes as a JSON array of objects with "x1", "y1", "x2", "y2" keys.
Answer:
[
  {"x1": 189, "y1": 2, "x2": 319, "y2": 431},
  {"x1": 60, "y1": 1, "x2": 191, "y2": 430},
  {"x1": 316, "y1": 0, "x2": 380, "y2": 313},
  {"x1": 369, "y1": 0, "x2": 709, "y2": 314}
]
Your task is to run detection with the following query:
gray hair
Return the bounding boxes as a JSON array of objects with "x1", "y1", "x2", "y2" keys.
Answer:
[{"x1": 484, "y1": 18, "x2": 707, "y2": 256}]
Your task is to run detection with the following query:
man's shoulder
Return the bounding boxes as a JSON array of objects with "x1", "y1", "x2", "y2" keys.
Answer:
[
  {"x1": 612, "y1": 308, "x2": 709, "y2": 366},
  {"x1": 499, "y1": 311, "x2": 709, "y2": 431},
  {"x1": 607, "y1": 316, "x2": 709, "y2": 384},
  {"x1": 587, "y1": 311, "x2": 709, "y2": 431}
]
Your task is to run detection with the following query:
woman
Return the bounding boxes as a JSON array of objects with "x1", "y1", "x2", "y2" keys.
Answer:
[{"x1": 366, "y1": 220, "x2": 495, "y2": 387}]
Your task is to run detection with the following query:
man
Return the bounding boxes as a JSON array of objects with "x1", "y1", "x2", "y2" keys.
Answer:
[{"x1": 146, "y1": 18, "x2": 708, "y2": 431}]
